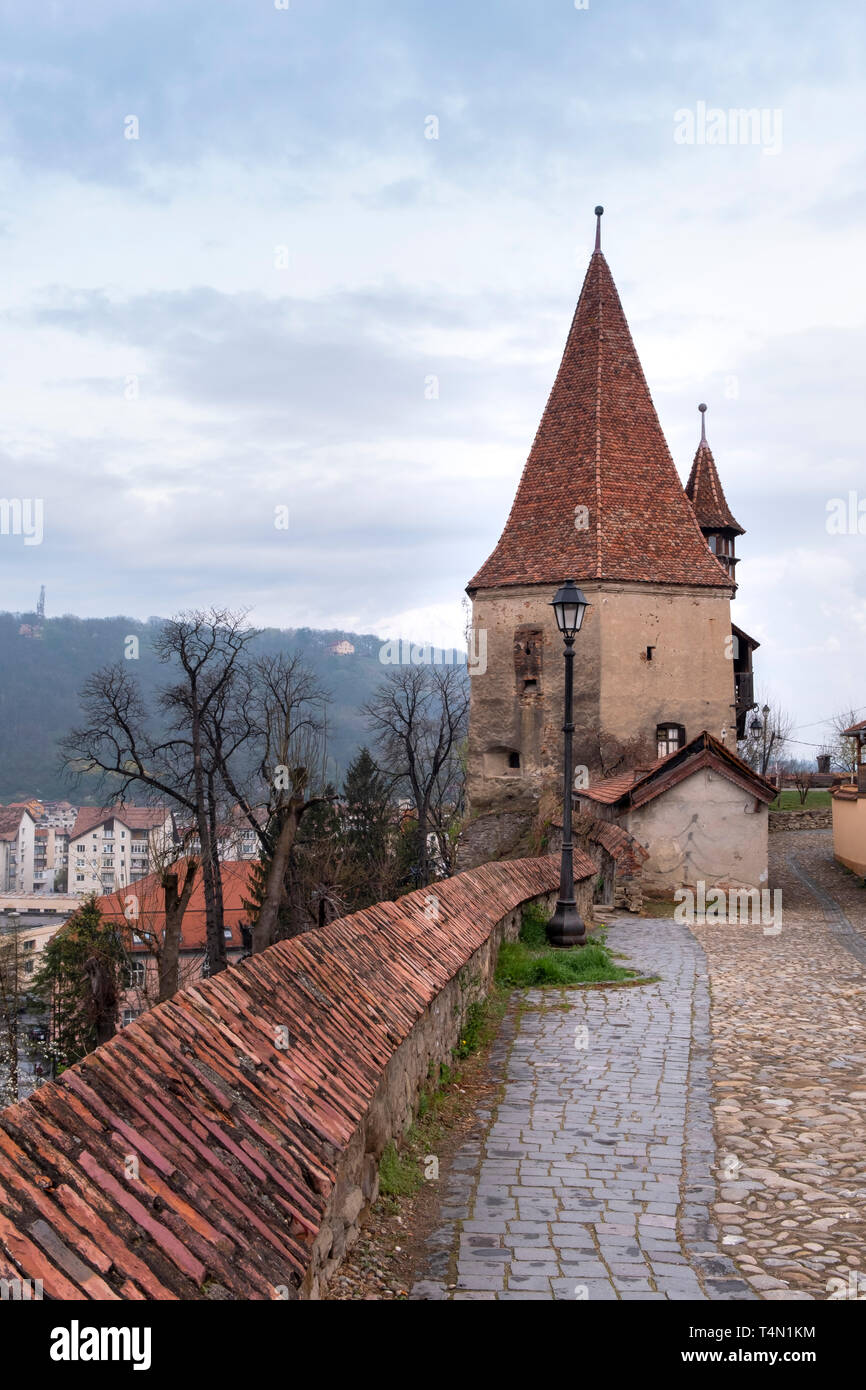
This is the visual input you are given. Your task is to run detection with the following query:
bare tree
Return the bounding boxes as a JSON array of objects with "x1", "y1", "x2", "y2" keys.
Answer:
[
  {"x1": 153, "y1": 609, "x2": 257, "y2": 973},
  {"x1": 62, "y1": 608, "x2": 257, "y2": 978},
  {"x1": 792, "y1": 768, "x2": 814, "y2": 805},
  {"x1": 106, "y1": 818, "x2": 202, "y2": 1006},
  {"x1": 829, "y1": 707, "x2": 863, "y2": 778},
  {"x1": 214, "y1": 652, "x2": 332, "y2": 953},
  {"x1": 739, "y1": 695, "x2": 794, "y2": 777},
  {"x1": 364, "y1": 666, "x2": 469, "y2": 887},
  {"x1": 592, "y1": 731, "x2": 647, "y2": 780},
  {"x1": 428, "y1": 738, "x2": 466, "y2": 878}
]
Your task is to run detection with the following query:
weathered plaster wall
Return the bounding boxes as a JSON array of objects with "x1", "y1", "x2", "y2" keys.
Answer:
[
  {"x1": 624, "y1": 767, "x2": 768, "y2": 891},
  {"x1": 462, "y1": 579, "x2": 734, "y2": 868},
  {"x1": 596, "y1": 583, "x2": 734, "y2": 750},
  {"x1": 832, "y1": 795, "x2": 866, "y2": 876},
  {"x1": 463, "y1": 584, "x2": 603, "y2": 862}
]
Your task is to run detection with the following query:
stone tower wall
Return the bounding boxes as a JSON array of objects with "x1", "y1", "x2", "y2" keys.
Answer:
[{"x1": 461, "y1": 579, "x2": 734, "y2": 868}]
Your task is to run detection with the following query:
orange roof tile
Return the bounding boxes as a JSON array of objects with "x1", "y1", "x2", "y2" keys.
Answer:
[
  {"x1": 469, "y1": 223, "x2": 732, "y2": 593},
  {"x1": 97, "y1": 860, "x2": 255, "y2": 950}
]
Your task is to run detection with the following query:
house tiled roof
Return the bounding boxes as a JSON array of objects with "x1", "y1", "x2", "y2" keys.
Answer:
[
  {"x1": 468, "y1": 228, "x2": 733, "y2": 593},
  {"x1": 70, "y1": 805, "x2": 170, "y2": 841},
  {"x1": 841, "y1": 718, "x2": 866, "y2": 735},
  {"x1": 578, "y1": 770, "x2": 643, "y2": 805},
  {"x1": 684, "y1": 416, "x2": 743, "y2": 536},
  {"x1": 580, "y1": 731, "x2": 776, "y2": 809},
  {"x1": 0, "y1": 856, "x2": 558, "y2": 1300},
  {"x1": 0, "y1": 808, "x2": 28, "y2": 841},
  {"x1": 97, "y1": 860, "x2": 254, "y2": 950}
]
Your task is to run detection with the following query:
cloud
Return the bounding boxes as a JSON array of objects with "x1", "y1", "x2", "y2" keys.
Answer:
[{"x1": 0, "y1": 0, "x2": 864, "y2": 745}]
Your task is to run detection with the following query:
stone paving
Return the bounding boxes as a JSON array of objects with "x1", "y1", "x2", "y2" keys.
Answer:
[
  {"x1": 412, "y1": 920, "x2": 751, "y2": 1300},
  {"x1": 689, "y1": 831, "x2": 866, "y2": 1300},
  {"x1": 412, "y1": 830, "x2": 866, "y2": 1302}
]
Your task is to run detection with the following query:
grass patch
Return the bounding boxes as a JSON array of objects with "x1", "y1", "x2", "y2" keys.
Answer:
[
  {"x1": 495, "y1": 902, "x2": 635, "y2": 988},
  {"x1": 454, "y1": 999, "x2": 487, "y2": 1059},
  {"x1": 769, "y1": 788, "x2": 831, "y2": 810},
  {"x1": 378, "y1": 1141, "x2": 422, "y2": 1199}
]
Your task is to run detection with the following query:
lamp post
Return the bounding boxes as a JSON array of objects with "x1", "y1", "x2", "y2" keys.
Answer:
[
  {"x1": 749, "y1": 704, "x2": 773, "y2": 777},
  {"x1": 547, "y1": 579, "x2": 590, "y2": 949}
]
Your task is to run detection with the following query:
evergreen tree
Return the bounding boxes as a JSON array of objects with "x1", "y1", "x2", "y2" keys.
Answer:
[
  {"x1": 33, "y1": 895, "x2": 128, "y2": 1071},
  {"x1": 341, "y1": 748, "x2": 397, "y2": 908}
]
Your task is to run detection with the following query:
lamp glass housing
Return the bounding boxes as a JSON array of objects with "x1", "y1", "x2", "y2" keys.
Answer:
[{"x1": 551, "y1": 579, "x2": 589, "y2": 638}]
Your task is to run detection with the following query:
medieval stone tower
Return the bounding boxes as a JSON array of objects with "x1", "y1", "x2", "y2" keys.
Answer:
[{"x1": 461, "y1": 210, "x2": 748, "y2": 867}]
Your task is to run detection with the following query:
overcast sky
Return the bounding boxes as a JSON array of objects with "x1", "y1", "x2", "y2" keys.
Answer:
[{"x1": 1, "y1": 0, "x2": 864, "y2": 754}]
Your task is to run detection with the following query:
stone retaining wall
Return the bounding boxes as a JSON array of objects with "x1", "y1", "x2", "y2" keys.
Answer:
[
  {"x1": 768, "y1": 809, "x2": 832, "y2": 832},
  {"x1": 305, "y1": 886, "x2": 557, "y2": 1297}
]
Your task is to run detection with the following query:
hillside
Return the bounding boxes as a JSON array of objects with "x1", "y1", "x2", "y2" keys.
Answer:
[{"x1": 0, "y1": 613, "x2": 465, "y2": 803}]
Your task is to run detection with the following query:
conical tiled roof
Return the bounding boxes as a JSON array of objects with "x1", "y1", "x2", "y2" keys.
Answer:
[
  {"x1": 684, "y1": 409, "x2": 744, "y2": 536},
  {"x1": 468, "y1": 233, "x2": 732, "y2": 592}
]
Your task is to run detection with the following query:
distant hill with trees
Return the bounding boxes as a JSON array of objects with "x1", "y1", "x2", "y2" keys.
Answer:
[{"x1": 0, "y1": 611, "x2": 465, "y2": 803}]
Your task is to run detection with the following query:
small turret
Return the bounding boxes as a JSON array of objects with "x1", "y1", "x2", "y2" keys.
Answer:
[{"x1": 685, "y1": 404, "x2": 744, "y2": 584}]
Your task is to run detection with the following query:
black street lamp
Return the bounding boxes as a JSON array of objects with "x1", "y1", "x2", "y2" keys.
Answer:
[{"x1": 547, "y1": 578, "x2": 590, "y2": 949}]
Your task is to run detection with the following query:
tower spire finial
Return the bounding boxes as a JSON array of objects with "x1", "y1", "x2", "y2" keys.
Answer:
[
  {"x1": 698, "y1": 401, "x2": 707, "y2": 444},
  {"x1": 594, "y1": 205, "x2": 604, "y2": 252}
]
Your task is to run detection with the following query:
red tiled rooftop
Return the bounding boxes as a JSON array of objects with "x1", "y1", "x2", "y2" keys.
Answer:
[
  {"x1": 70, "y1": 805, "x2": 170, "y2": 841},
  {"x1": 98, "y1": 860, "x2": 255, "y2": 950},
  {"x1": 579, "y1": 769, "x2": 644, "y2": 805},
  {"x1": 684, "y1": 428, "x2": 743, "y2": 536},
  {"x1": 0, "y1": 807, "x2": 28, "y2": 840},
  {"x1": 580, "y1": 732, "x2": 776, "y2": 809},
  {"x1": 468, "y1": 242, "x2": 733, "y2": 594}
]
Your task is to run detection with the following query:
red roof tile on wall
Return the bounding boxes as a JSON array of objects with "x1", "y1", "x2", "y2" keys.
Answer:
[
  {"x1": 469, "y1": 250, "x2": 732, "y2": 593},
  {"x1": 0, "y1": 856, "x2": 559, "y2": 1300}
]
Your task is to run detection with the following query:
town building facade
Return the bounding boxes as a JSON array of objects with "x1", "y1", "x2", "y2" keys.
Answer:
[{"x1": 68, "y1": 806, "x2": 175, "y2": 895}]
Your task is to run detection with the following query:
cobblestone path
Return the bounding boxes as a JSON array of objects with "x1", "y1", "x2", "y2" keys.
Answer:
[
  {"x1": 689, "y1": 831, "x2": 866, "y2": 1300},
  {"x1": 412, "y1": 921, "x2": 751, "y2": 1300},
  {"x1": 412, "y1": 831, "x2": 866, "y2": 1302}
]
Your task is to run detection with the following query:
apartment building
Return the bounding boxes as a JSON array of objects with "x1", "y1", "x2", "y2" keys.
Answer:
[
  {"x1": 33, "y1": 827, "x2": 70, "y2": 892},
  {"x1": 178, "y1": 804, "x2": 265, "y2": 862},
  {"x1": 40, "y1": 801, "x2": 78, "y2": 831},
  {"x1": 0, "y1": 807, "x2": 37, "y2": 894},
  {"x1": 68, "y1": 806, "x2": 175, "y2": 895}
]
